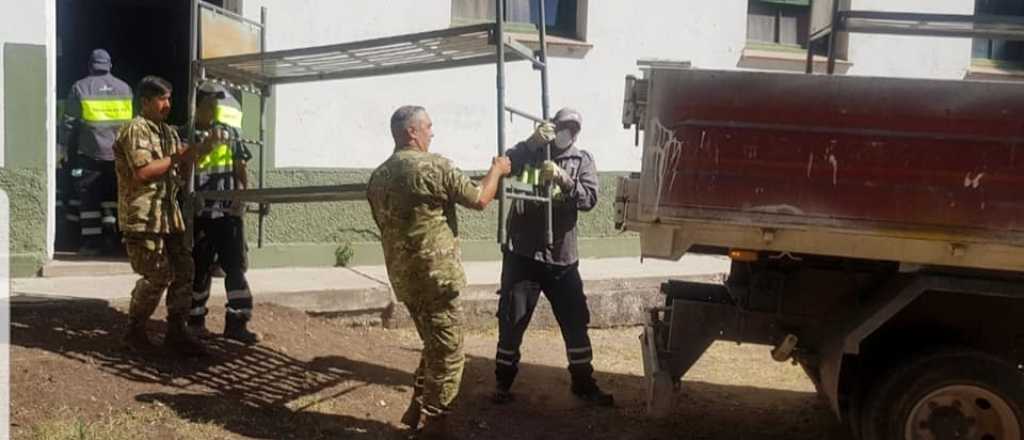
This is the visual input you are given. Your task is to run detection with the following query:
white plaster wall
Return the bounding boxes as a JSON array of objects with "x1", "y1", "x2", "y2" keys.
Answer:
[
  {"x1": 846, "y1": 0, "x2": 974, "y2": 79},
  {"x1": 243, "y1": 0, "x2": 747, "y2": 172},
  {"x1": 245, "y1": 0, "x2": 980, "y2": 172}
]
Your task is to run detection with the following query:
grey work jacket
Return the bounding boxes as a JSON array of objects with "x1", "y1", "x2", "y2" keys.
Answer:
[
  {"x1": 504, "y1": 141, "x2": 599, "y2": 266},
  {"x1": 66, "y1": 72, "x2": 133, "y2": 161}
]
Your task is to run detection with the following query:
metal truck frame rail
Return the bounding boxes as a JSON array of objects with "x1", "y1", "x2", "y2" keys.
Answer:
[{"x1": 186, "y1": 0, "x2": 557, "y2": 248}]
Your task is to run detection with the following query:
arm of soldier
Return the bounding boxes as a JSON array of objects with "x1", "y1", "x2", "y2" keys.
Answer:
[
  {"x1": 567, "y1": 151, "x2": 599, "y2": 212},
  {"x1": 133, "y1": 128, "x2": 220, "y2": 183},
  {"x1": 446, "y1": 156, "x2": 512, "y2": 211}
]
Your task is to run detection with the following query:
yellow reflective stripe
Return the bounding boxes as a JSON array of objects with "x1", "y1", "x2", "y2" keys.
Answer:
[
  {"x1": 519, "y1": 165, "x2": 540, "y2": 186},
  {"x1": 215, "y1": 105, "x2": 243, "y2": 128},
  {"x1": 81, "y1": 99, "x2": 132, "y2": 122},
  {"x1": 198, "y1": 143, "x2": 234, "y2": 170}
]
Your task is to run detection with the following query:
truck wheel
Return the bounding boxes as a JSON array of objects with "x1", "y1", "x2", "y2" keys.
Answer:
[{"x1": 861, "y1": 348, "x2": 1024, "y2": 440}]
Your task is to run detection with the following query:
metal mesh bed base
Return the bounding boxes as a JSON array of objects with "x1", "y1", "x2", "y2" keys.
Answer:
[{"x1": 201, "y1": 23, "x2": 528, "y2": 88}]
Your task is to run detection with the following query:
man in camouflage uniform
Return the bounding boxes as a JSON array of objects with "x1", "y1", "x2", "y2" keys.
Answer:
[
  {"x1": 113, "y1": 76, "x2": 219, "y2": 356},
  {"x1": 367, "y1": 105, "x2": 510, "y2": 437}
]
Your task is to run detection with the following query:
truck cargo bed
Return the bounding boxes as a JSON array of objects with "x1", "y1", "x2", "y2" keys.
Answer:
[{"x1": 618, "y1": 67, "x2": 1024, "y2": 270}]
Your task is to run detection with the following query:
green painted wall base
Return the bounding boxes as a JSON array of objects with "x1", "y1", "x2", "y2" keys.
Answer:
[
  {"x1": 240, "y1": 169, "x2": 638, "y2": 269},
  {"x1": 247, "y1": 236, "x2": 640, "y2": 269}
]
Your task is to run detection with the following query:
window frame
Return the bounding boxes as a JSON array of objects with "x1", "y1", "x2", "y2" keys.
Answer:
[
  {"x1": 972, "y1": 0, "x2": 1024, "y2": 66},
  {"x1": 746, "y1": 0, "x2": 811, "y2": 49},
  {"x1": 450, "y1": 0, "x2": 588, "y2": 41}
]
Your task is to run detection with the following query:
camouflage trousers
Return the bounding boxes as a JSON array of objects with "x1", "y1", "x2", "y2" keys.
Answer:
[
  {"x1": 124, "y1": 232, "x2": 194, "y2": 320},
  {"x1": 405, "y1": 295, "x2": 465, "y2": 417}
]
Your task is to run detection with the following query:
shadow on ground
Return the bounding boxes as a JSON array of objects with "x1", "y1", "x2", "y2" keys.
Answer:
[{"x1": 10, "y1": 300, "x2": 849, "y2": 440}]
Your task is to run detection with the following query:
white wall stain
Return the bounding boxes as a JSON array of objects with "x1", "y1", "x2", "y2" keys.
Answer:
[
  {"x1": 746, "y1": 204, "x2": 805, "y2": 216},
  {"x1": 828, "y1": 154, "x2": 839, "y2": 186},
  {"x1": 963, "y1": 172, "x2": 985, "y2": 189},
  {"x1": 806, "y1": 153, "x2": 815, "y2": 178},
  {"x1": 651, "y1": 119, "x2": 685, "y2": 217}
]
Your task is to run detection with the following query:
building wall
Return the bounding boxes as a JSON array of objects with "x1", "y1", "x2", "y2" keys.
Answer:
[
  {"x1": 230, "y1": 0, "x2": 994, "y2": 267},
  {"x1": 846, "y1": 0, "x2": 974, "y2": 79},
  {"x1": 6, "y1": 0, "x2": 1004, "y2": 272},
  {"x1": 1, "y1": 1, "x2": 54, "y2": 276}
]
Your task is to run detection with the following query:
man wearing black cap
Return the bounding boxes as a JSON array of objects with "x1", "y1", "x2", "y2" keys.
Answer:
[
  {"x1": 65, "y1": 49, "x2": 134, "y2": 256},
  {"x1": 492, "y1": 107, "x2": 614, "y2": 406}
]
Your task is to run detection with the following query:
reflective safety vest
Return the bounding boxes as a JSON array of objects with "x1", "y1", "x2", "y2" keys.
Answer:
[
  {"x1": 198, "y1": 102, "x2": 244, "y2": 175},
  {"x1": 68, "y1": 73, "x2": 133, "y2": 161},
  {"x1": 516, "y1": 164, "x2": 562, "y2": 198}
]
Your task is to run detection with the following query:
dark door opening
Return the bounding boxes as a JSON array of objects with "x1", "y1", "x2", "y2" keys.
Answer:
[
  {"x1": 55, "y1": 0, "x2": 219, "y2": 257},
  {"x1": 57, "y1": 0, "x2": 219, "y2": 125}
]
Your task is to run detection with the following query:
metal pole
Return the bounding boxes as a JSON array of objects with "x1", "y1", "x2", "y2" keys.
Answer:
[
  {"x1": 538, "y1": 0, "x2": 553, "y2": 247},
  {"x1": 258, "y1": 6, "x2": 268, "y2": 248},
  {"x1": 497, "y1": 0, "x2": 508, "y2": 245},
  {"x1": 827, "y1": 1, "x2": 841, "y2": 74},
  {"x1": 805, "y1": 0, "x2": 815, "y2": 74},
  {"x1": 186, "y1": 0, "x2": 200, "y2": 250}
]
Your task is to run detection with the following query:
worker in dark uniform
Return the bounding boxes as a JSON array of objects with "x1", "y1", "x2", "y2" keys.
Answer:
[
  {"x1": 188, "y1": 82, "x2": 260, "y2": 344},
  {"x1": 493, "y1": 107, "x2": 614, "y2": 406},
  {"x1": 65, "y1": 49, "x2": 133, "y2": 256}
]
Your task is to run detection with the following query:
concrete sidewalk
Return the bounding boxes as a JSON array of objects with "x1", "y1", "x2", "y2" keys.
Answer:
[{"x1": 12, "y1": 256, "x2": 730, "y2": 328}]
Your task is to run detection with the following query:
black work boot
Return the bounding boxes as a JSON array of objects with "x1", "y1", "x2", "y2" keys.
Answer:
[
  {"x1": 571, "y1": 376, "x2": 615, "y2": 407},
  {"x1": 491, "y1": 383, "x2": 515, "y2": 405},
  {"x1": 187, "y1": 316, "x2": 214, "y2": 339},
  {"x1": 224, "y1": 314, "x2": 261, "y2": 344},
  {"x1": 77, "y1": 238, "x2": 104, "y2": 258},
  {"x1": 165, "y1": 315, "x2": 208, "y2": 357},
  {"x1": 415, "y1": 413, "x2": 454, "y2": 440},
  {"x1": 121, "y1": 317, "x2": 155, "y2": 352},
  {"x1": 401, "y1": 387, "x2": 424, "y2": 428}
]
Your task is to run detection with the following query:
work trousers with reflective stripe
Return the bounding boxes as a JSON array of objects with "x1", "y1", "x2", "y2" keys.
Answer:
[
  {"x1": 495, "y1": 252, "x2": 594, "y2": 389},
  {"x1": 56, "y1": 165, "x2": 82, "y2": 250},
  {"x1": 191, "y1": 216, "x2": 252, "y2": 323},
  {"x1": 73, "y1": 156, "x2": 119, "y2": 248}
]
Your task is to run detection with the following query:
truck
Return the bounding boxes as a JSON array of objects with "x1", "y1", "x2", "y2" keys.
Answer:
[{"x1": 616, "y1": 60, "x2": 1024, "y2": 440}]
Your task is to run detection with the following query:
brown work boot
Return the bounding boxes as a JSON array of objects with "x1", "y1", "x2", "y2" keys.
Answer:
[
  {"x1": 121, "y1": 317, "x2": 155, "y2": 352},
  {"x1": 165, "y1": 315, "x2": 208, "y2": 357}
]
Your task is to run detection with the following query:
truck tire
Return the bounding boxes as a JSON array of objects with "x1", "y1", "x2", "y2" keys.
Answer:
[{"x1": 860, "y1": 348, "x2": 1024, "y2": 440}]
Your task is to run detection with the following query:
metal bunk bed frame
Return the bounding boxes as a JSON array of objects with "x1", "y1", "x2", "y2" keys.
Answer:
[{"x1": 187, "y1": 0, "x2": 558, "y2": 249}]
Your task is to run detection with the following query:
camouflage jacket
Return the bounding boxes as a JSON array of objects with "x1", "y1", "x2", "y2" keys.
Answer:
[
  {"x1": 113, "y1": 116, "x2": 187, "y2": 234},
  {"x1": 367, "y1": 148, "x2": 482, "y2": 303}
]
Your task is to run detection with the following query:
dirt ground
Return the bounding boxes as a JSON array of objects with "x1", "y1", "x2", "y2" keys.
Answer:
[{"x1": 10, "y1": 301, "x2": 851, "y2": 440}]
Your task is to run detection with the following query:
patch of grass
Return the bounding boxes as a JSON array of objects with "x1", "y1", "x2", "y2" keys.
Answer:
[
  {"x1": 27, "y1": 405, "x2": 225, "y2": 440},
  {"x1": 334, "y1": 243, "x2": 354, "y2": 267}
]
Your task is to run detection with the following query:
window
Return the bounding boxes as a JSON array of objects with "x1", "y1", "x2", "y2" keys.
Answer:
[
  {"x1": 747, "y1": 0, "x2": 810, "y2": 49},
  {"x1": 452, "y1": 0, "x2": 583, "y2": 40},
  {"x1": 973, "y1": 0, "x2": 1024, "y2": 64}
]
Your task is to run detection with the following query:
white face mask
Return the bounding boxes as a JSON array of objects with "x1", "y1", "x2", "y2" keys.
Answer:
[{"x1": 554, "y1": 129, "x2": 574, "y2": 149}]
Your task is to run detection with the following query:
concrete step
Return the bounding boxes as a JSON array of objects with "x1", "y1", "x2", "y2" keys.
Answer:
[
  {"x1": 40, "y1": 255, "x2": 134, "y2": 278},
  {"x1": 14, "y1": 256, "x2": 732, "y2": 329}
]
